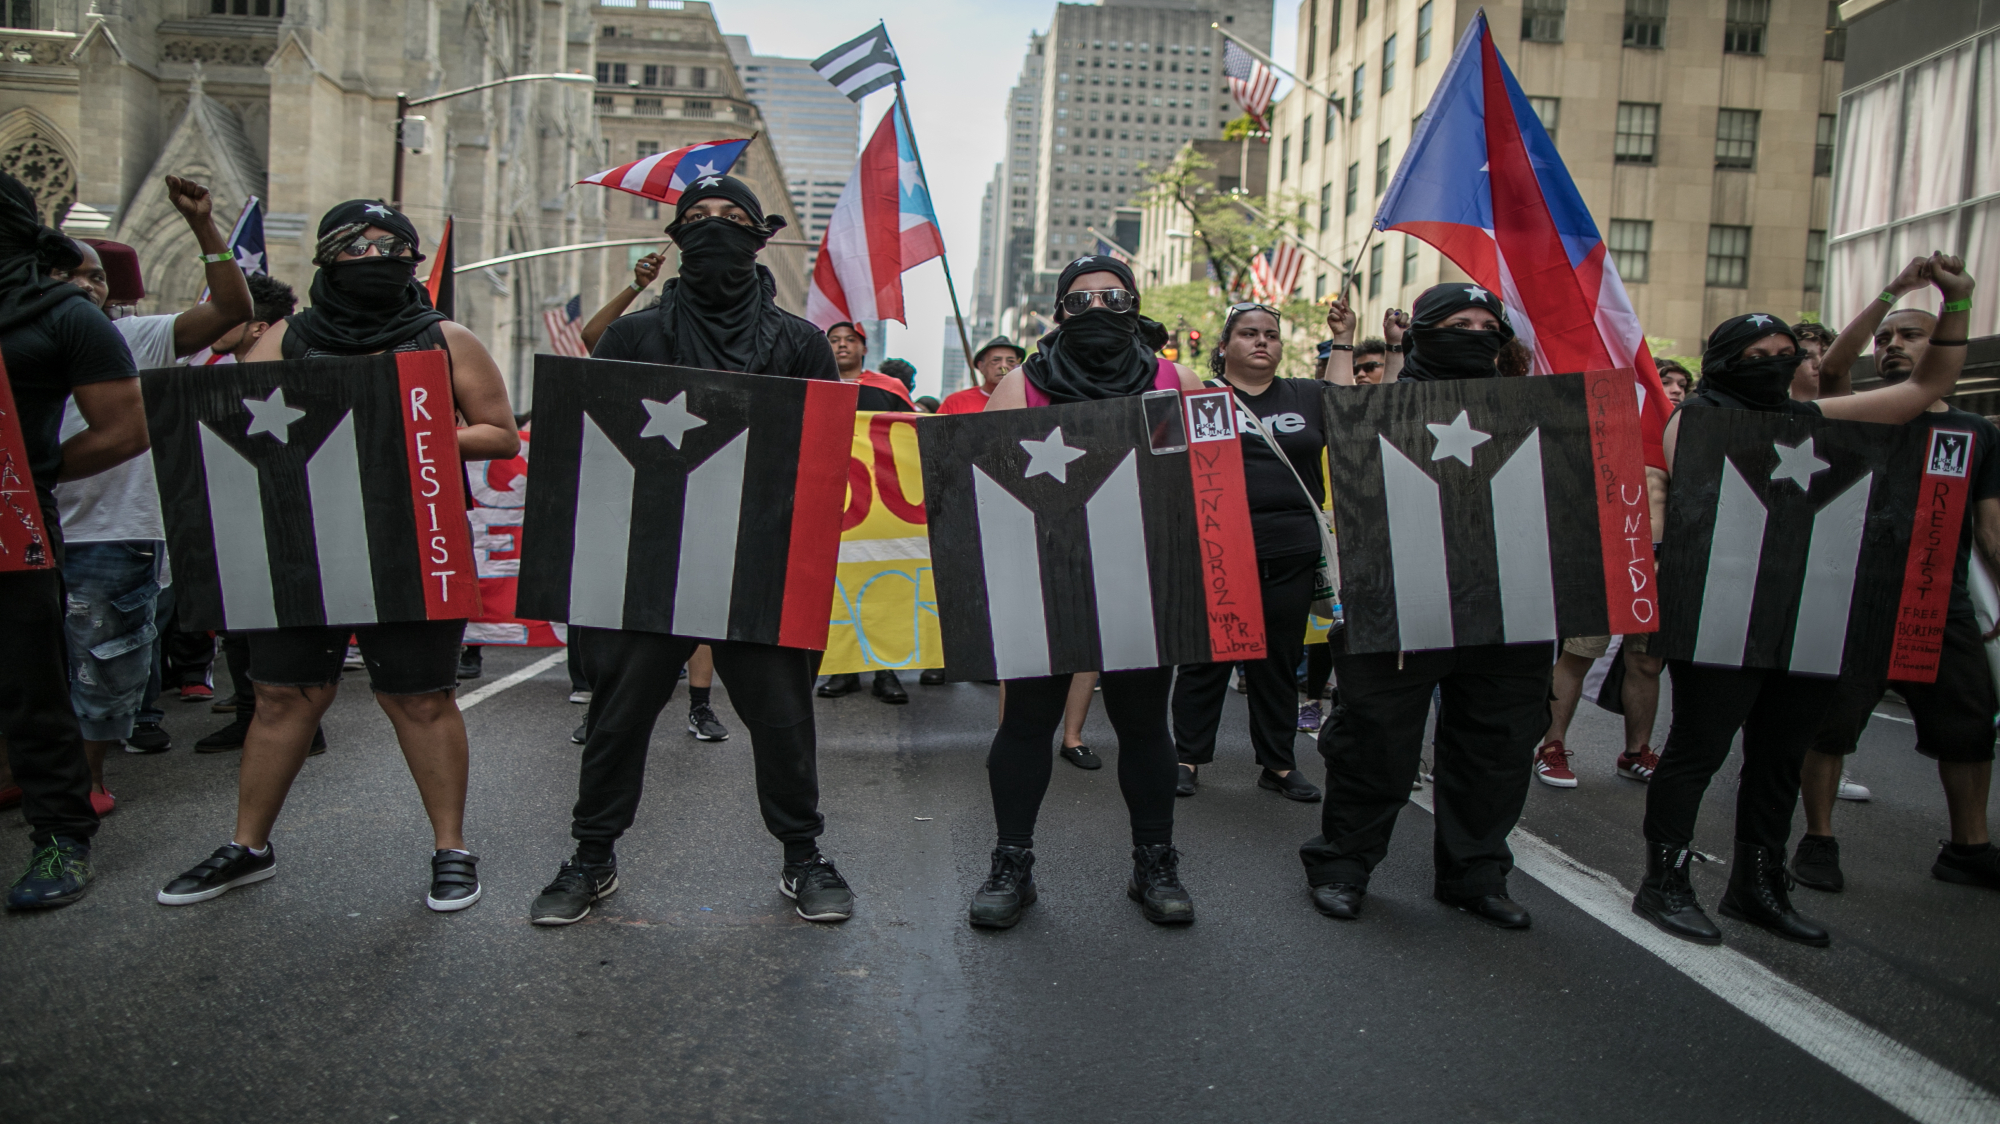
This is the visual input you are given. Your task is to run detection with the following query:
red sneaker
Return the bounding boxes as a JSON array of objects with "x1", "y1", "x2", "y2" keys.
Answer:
[
  {"x1": 1617, "y1": 745, "x2": 1661, "y2": 781},
  {"x1": 1534, "y1": 742, "x2": 1578, "y2": 788},
  {"x1": 0, "y1": 784, "x2": 21, "y2": 810},
  {"x1": 89, "y1": 787, "x2": 117, "y2": 817},
  {"x1": 180, "y1": 683, "x2": 214, "y2": 703}
]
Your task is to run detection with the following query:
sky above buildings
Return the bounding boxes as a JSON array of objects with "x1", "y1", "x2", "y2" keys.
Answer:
[{"x1": 716, "y1": 1, "x2": 1294, "y2": 395}]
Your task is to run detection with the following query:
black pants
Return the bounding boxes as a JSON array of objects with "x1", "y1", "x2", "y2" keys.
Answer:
[
  {"x1": 1301, "y1": 640, "x2": 1552, "y2": 897},
  {"x1": 0, "y1": 571, "x2": 96, "y2": 847},
  {"x1": 220, "y1": 633, "x2": 253, "y2": 708},
  {"x1": 989, "y1": 667, "x2": 1177, "y2": 849},
  {"x1": 1644, "y1": 662, "x2": 1841, "y2": 852},
  {"x1": 162, "y1": 600, "x2": 216, "y2": 689},
  {"x1": 1173, "y1": 551, "x2": 1316, "y2": 771},
  {"x1": 569, "y1": 627, "x2": 823, "y2": 864},
  {"x1": 1305, "y1": 641, "x2": 1334, "y2": 700}
]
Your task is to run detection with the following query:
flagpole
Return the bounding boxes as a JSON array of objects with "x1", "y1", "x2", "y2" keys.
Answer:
[
  {"x1": 891, "y1": 79, "x2": 980, "y2": 379},
  {"x1": 1339, "y1": 226, "x2": 1377, "y2": 303}
]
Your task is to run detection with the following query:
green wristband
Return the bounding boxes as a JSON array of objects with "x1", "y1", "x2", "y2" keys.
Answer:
[
  {"x1": 1878, "y1": 290, "x2": 1897, "y2": 304},
  {"x1": 1943, "y1": 298, "x2": 1972, "y2": 313}
]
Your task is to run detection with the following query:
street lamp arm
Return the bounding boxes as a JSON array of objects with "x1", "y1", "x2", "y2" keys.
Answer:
[{"x1": 404, "y1": 72, "x2": 594, "y2": 109}]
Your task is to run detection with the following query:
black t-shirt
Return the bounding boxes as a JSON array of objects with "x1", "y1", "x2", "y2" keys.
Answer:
[
  {"x1": 1, "y1": 295, "x2": 138, "y2": 550},
  {"x1": 1210, "y1": 376, "x2": 1326, "y2": 559},
  {"x1": 593, "y1": 304, "x2": 839, "y2": 382},
  {"x1": 1909, "y1": 406, "x2": 2000, "y2": 620}
]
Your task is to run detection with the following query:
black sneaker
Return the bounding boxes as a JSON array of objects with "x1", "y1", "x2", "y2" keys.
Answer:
[
  {"x1": 1128, "y1": 843, "x2": 1195, "y2": 925},
  {"x1": 1791, "y1": 834, "x2": 1844, "y2": 893},
  {"x1": 1176, "y1": 763, "x2": 1197, "y2": 797},
  {"x1": 456, "y1": 645, "x2": 483, "y2": 680},
  {"x1": 687, "y1": 703, "x2": 730, "y2": 742},
  {"x1": 780, "y1": 854, "x2": 854, "y2": 922},
  {"x1": 530, "y1": 858, "x2": 619, "y2": 925},
  {"x1": 307, "y1": 726, "x2": 328, "y2": 756},
  {"x1": 428, "y1": 851, "x2": 482, "y2": 912},
  {"x1": 157, "y1": 843, "x2": 276, "y2": 905},
  {"x1": 5, "y1": 837, "x2": 92, "y2": 911},
  {"x1": 919, "y1": 669, "x2": 948, "y2": 686},
  {"x1": 968, "y1": 846, "x2": 1037, "y2": 929},
  {"x1": 195, "y1": 713, "x2": 253, "y2": 753},
  {"x1": 1932, "y1": 841, "x2": 2000, "y2": 890},
  {"x1": 124, "y1": 721, "x2": 172, "y2": 754},
  {"x1": 1258, "y1": 768, "x2": 1322, "y2": 802},
  {"x1": 571, "y1": 722, "x2": 588, "y2": 745},
  {"x1": 1059, "y1": 744, "x2": 1103, "y2": 770}
]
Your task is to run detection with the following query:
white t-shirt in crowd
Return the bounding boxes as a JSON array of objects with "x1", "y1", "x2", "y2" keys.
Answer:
[{"x1": 54, "y1": 313, "x2": 174, "y2": 547}]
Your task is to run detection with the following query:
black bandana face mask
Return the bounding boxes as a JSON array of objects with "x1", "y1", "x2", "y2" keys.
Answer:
[
  {"x1": 1408, "y1": 326, "x2": 1506, "y2": 379},
  {"x1": 1705, "y1": 352, "x2": 1808, "y2": 409},
  {"x1": 324, "y1": 256, "x2": 418, "y2": 306},
  {"x1": 670, "y1": 217, "x2": 769, "y2": 295}
]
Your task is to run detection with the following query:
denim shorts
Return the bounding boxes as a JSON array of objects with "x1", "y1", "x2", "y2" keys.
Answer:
[{"x1": 61, "y1": 539, "x2": 163, "y2": 741}]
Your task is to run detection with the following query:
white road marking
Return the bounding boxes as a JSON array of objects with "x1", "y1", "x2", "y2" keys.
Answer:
[
  {"x1": 1873, "y1": 710, "x2": 1916, "y2": 725},
  {"x1": 457, "y1": 651, "x2": 568, "y2": 712},
  {"x1": 1407, "y1": 788, "x2": 2000, "y2": 1123}
]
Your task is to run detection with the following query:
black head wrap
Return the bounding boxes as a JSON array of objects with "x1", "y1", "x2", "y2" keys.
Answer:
[
  {"x1": 1020, "y1": 255, "x2": 1163, "y2": 403},
  {"x1": 648, "y1": 175, "x2": 789, "y2": 372},
  {"x1": 1399, "y1": 282, "x2": 1516, "y2": 381},
  {"x1": 286, "y1": 200, "x2": 445, "y2": 355},
  {"x1": 1696, "y1": 312, "x2": 1804, "y2": 411},
  {"x1": 0, "y1": 171, "x2": 89, "y2": 334}
]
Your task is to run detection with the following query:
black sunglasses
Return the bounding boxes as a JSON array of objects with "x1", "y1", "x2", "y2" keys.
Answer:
[{"x1": 1059, "y1": 288, "x2": 1137, "y2": 315}]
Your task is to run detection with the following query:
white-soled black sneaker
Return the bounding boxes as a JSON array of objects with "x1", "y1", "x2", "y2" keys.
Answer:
[
  {"x1": 427, "y1": 851, "x2": 481, "y2": 912},
  {"x1": 780, "y1": 855, "x2": 854, "y2": 922},
  {"x1": 157, "y1": 843, "x2": 276, "y2": 905},
  {"x1": 687, "y1": 703, "x2": 730, "y2": 742}
]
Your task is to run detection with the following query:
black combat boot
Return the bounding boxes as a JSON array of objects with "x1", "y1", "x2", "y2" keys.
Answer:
[
  {"x1": 1718, "y1": 840, "x2": 1830, "y2": 947},
  {"x1": 1632, "y1": 841, "x2": 1722, "y2": 945}
]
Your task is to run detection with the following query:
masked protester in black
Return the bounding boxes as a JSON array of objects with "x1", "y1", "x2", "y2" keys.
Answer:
[
  {"x1": 968, "y1": 256, "x2": 1205, "y2": 931},
  {"x1": 530, "y1": 175, "x2": 857, "y2": 928},
  {"x1": 156, "y1": 200, "x2": 520, "y2": 917},
  {"x1": 1634, "y1": 255, "x2": 1977, "y2": 949},
  {"x1": 1300, "y1": 282, "x2": 1553, "y2": 930},
  {"x1": 0, "y1": 171, "x2": 149, "y2": 912}
]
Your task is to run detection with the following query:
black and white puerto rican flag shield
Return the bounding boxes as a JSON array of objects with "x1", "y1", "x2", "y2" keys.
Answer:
[
  {"x1": 516, "y1": 356, "x2": 856, "y2": 647},
  {"x1": 144, "y1": 352, "x2": 478, "y2": 631},
  {"x1": 1655, "y1": 408, "x2": 1946, "y2": 681},
  {"x1": 918, "y1": 389, "x2": 1266, "y2": 681},
  {"x1": 1324, "y1": 371, "x2": 1657, "y2": 655}
]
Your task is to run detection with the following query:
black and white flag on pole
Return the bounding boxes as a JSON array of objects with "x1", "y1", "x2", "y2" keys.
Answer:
[
  {"x1": 812, "y1": 24, "x2": 903, "y2": 103},
  {"x1": 1653, "y1": 408, "x2": 1928, "y2": 681},
  {"x1": 918, "y1": 390, "x2": 1266, "y2": 681},
  {"x1": 144, "y1": 352, "x2": 478, "y2": 632},
  {"x1": 515, "y1": 356, "x2": 855, "y2": 648},
  {"x1": 1323, "y1": 372, "x2": 1658, "y2": 656}
]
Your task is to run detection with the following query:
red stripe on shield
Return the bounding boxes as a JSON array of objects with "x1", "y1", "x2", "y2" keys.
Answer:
[
  {"x1": 1889, "y1": 428, "x2": 1974, "y2": 683},
  {"x1": 1183, "y1": 389, "x2": 1266, "y2": 662},
  {"x1": 396, "y1": 351, "x2": 480, "y2": 619},
  {"x1": 1582, "y1": 367, "x2": 1657, "y2": 635},
  {"x1": 777, "y1": 378, "x2": 862, "y2": 649}
]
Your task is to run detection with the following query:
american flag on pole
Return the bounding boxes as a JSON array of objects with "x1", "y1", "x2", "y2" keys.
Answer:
[
  {"x1": 543, "y1": 296, "x2": 589, "y2": 358},
  {"x1": 812, "y1": 24, "x2": 903, "y2": 103},
  {"x1": 1249, "y1": 243, "x2": 1304, "y2": 301},
  {"x1": 1223, "y1": 40, "x2": 1279, "y2": 129}
]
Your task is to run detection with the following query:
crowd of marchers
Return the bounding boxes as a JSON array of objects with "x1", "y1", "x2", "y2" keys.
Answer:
[{"x1": 0, "y1": 166, "x2": 1988, "y2": 957}]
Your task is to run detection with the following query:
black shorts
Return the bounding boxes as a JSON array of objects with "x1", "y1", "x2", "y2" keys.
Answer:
[
  {"x1": 1810, "y1": 614, "x2": 1997, "y2": 764},
  {"x1": 247, "y1": 619, "x2": 466, "y2": 696}
]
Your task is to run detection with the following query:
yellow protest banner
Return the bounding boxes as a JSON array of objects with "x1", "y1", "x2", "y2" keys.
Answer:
[{"x1": 820, "y1": 411, "x2": 943, "y2": 674}]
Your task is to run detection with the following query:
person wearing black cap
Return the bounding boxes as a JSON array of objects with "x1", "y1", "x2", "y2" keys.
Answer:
[
  {"x1": 0, "y1": 170, "x2": 150, "y2": 910},
  {"x1": 968, "y1": 255, "x2": 1205, "y2": 930},
  {"x1": 156, "y1": 200, "x2": 519, "y2": 915},
  {"x1": 1632, "y1": 253, "x2": 1976, "y2": 949},
  {"x1": 530, "y1": 174, "x2": 858, "y2": 927},
  {"x1": 1301, "y1": 282, "x2": 1552, "y2": 930},
  {"x1": 938, "y1": 336, "x2": 1024, "y2": 415},
  {"x1": 1172, "y1": 302, "x2": 1326, "y2": 805}
]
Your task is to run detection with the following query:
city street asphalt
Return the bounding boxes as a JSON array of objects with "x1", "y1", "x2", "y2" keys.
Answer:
[{"x1": 3, "y1": 646, "x2": 1997, "y2": 1123}]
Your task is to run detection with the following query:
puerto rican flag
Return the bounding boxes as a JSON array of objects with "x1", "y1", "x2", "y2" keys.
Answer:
[
  {"x1": 1377, "y1": 12, "x2": 1672, "y2": 469},
  {"x1": 576, "y1": 138, "x2": 752, "y2": 206},
  {"x1": 805, "y1": 102, "x2": 945, "y2": 328}
]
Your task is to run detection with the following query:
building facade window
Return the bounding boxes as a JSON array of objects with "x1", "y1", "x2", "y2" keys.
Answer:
[
  {"x1": 643, "y1": 65, "x2": 659, "y2": 87},
  {"x1": 1805, "y1": 229, "x2": 1827, "y2": 292},
  {"x1": 1320, "y1": 182, "x2": 1333, "y2": 229},
  {"x1": 1608, "y1": 219, "x2": 1652, "y2": 282},
  {"x1": 1402, "y1": 235, "x2": 1420, "y2": 284},
  {"x1": 1706, "y1": 225, "x2": 1751, "y2": 288},
  {"x1": 684, "y1": 100, "x2": 713, "y2": 119},
  {"x1": 1522, "y1": 0, "x2": 1566, "y2": 43},
  {"x1": 1723, "y1": 0, "x2": 1768, "y2": 55},
  {"x1": 1382, "y1": 34, "x2": 1397, "y2": 92},
  {"x1": 1624, "y1": 0, "x2": 1666, "y2": 47},
  {"x1": 1529, "y1": 97, "x2": 1559, "y2": 142},
  {"x1": 690, "y1": 67, "x2": 708, "y2": 89},
  {"x1": 1280, "y1": 136, "x2": 1291, "y2": 181},
  {"x1": 1715, "y1": 108, "x2": 1759, "y2": 170},
  {"x1": 1375, "y1": 138, "x2": 1391, "y2": 195},
  {"x1": 1301, "y1": 118, "x2": 1312, "y2": 163},
  {"x1": 1358, "y1": 0, "x2": 1370, "y2": 24},
  {"x1": 1368, "y1": 243, "x2": 1385, "y2": 296},
  {"x1": 1417, "y1": 1, "x2": 1434, "y2": 62},
  {"x1": 1823, "y1": 1, "x2": 1847, "y2": 60},
  {"x1": 1325, "y1": 105, "x2": 1338, "y2": 142},
  {"x1": 211, "y1": 0, "x2": 287, "y2": 12},
  {"x1": 633, "y1": 98, "x2": 662, "y2": 116},
  {"x1": 1351, "y1": 65, "x2": 1365, "y2": 118},
  {"x1": 1345, "y1": 162, "x2": 1360, "y2": 216},
  {"x1": 1614, "y1": 102, "x2": 1659, "y2": 164},
  {"x1": 1814, "y1": 114, "x2": 1836, "y2": 176}
]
